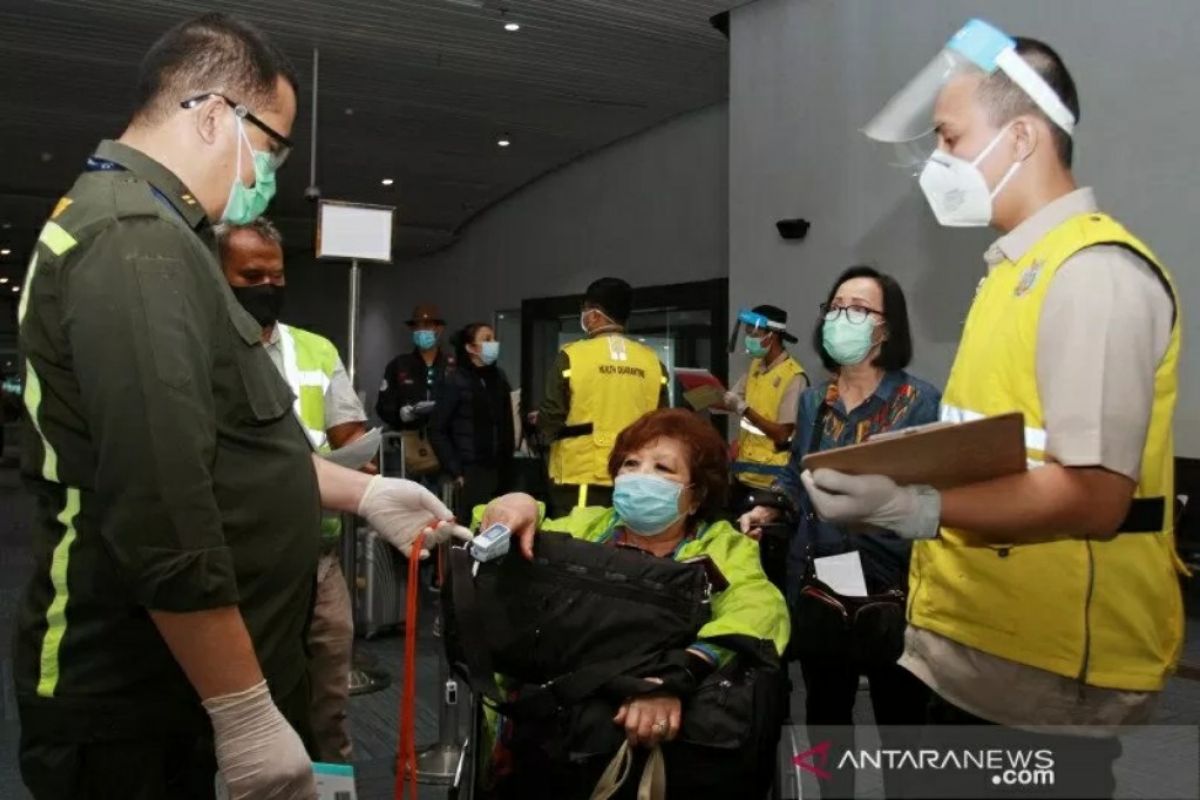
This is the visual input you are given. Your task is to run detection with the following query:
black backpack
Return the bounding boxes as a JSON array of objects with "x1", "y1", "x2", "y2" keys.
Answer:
[{"x1": 442, "y1": 532, "x2": 714, "y2": 722}]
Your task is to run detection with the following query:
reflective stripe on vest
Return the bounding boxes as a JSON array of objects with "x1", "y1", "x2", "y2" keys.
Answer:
[
  {"x1": 939, "y1": 403, "x2": 1047, "y2": 467},
  {"x1": 910, "y1": 211, "x2": 1183, "y2": 692},
  {"x1": 277, "y1": 323, "x2": 331, "y2": 450},
  {"x1": 275, "y1": 323, "x2": 343, "y2": 541}
]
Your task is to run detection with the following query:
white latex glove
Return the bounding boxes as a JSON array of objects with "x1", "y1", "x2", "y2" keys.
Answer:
[
  {"x1": 357, "y1": 475, "x2": 472, "y2": 558},
  {"x1": 414, "y1": 400, "x2": 437, "y2": 415},
  {"x1": 723, "y1": 391, "x2": 748, "y2": 415},
  {"x1": 801, "y1": 468, "x2": 941, "y2": 540},
  {"x1": 738, "y1": 505, "x2": 781, "y2": 540},
  {"x1": 204, "y1": 681, "x2": 316, "y2": 800},
  {"x1": 398, "y1": 404, "x2": 418, "y2": 423}
]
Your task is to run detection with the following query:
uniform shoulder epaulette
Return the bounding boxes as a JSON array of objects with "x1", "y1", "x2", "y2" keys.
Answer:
[{"x1": 110, "y1": 175, "x2": 171, "y2": 221}]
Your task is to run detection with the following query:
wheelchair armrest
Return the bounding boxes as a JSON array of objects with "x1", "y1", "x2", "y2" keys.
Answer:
[{"x1": 741, "y1": 489, "x2": 798, "y2": 525}]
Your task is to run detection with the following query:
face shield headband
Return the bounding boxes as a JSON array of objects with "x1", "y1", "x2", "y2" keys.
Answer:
[
  {"x1": 728, "y1": 309, "x2": 788, "y2": 353},
  {"x1": 862, "y1": 18, "x2": 1076, "y2": 169}
]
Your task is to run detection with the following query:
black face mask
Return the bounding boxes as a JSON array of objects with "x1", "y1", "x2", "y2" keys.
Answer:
[{"x1": 232, "y1": 284, "x2": 286, "y2": 327}]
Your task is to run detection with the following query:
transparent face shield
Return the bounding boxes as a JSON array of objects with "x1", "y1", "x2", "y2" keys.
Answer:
[
  {"x1": 728, "y1": 309, "x2": 783, "y2": 353},
  {"x1": 861, "y1": 19, "x2": 1075, "y2": 171},
  {"x1": 862, "y1": 49, "x2": 974, "y2": 172}
]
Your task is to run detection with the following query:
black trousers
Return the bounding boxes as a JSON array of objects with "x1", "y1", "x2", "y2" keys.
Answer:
[
  {"x1": 547, "y1": 483, "x2": 613, "y2": 519},
  {"x1": 911, "y1": 692, "x2": 1122, "y2": 800},
  {"x1": 20, "y1": 675, "x2": 315, "y2": 800},
  {"x1": 456, "y1": 463, "x2": 504, "y2": 522},
  {"x1": 799, "y1": 652, "x2": 931, "y2": 799}
]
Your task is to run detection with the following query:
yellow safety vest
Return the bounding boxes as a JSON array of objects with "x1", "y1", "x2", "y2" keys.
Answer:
[
  {"x1": 549, "y1": 335, "x2": 665, "y2": 490},
  {"x1": 277, "y1": 323, "x2": 343, "y2": 541},
  {"x1": 908, "y1": 212, "x2": 1183, "y2": 691},
  {"x1": 734, "y1": 354, "x2": 806, "y2": 489}
]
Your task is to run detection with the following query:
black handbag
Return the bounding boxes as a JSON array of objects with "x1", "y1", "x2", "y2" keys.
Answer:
[{"x1": 792, "y1": 572, "x2": 907, "y2": 670}]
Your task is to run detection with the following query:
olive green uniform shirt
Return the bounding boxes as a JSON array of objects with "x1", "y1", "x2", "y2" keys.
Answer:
[{"x1": 15, "y1": 140, "x2": 321, "y2": 738}]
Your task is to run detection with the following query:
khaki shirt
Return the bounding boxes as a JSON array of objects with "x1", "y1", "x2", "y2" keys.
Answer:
[
  {"x1": 15, "y1": 140, "x2": 320, "y2": 731},
  {"x1": 902, "y1": 187, "x2": 1173, "y2": 729}
]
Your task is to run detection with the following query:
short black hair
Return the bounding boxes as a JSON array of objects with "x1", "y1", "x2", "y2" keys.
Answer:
[
  {"x1": 976, "y1": 37, "x2": 1079, "y2": 167},
  {"x1": 453, "y1": 322, "x2": 493, "y2": 363},
  {"x1": 812, "y1": 265, "x2": 913, "y2": 373},
  {"x1": 583, "y1": 277, "x2": 633, "y2": 324},
  {"x1": 133, "y1": 13, "x2": 298, "y2": 124}
]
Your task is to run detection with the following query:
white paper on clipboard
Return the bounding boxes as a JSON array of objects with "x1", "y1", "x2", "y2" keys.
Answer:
[
  {"x1": 321, "y1": 427, "x2": 382, "y2": 469},
  {"x1": 813, "y1": 551, "x2": 868, "y2": 597}
]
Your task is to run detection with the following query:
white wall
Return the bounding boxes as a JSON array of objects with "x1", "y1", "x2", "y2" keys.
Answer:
[
  {"x1": 729, "y1": 0, "x2": 1200, "y2": 455},
  {"x1": 351, "y1": 102, "x2": 729, "y2": 399}
]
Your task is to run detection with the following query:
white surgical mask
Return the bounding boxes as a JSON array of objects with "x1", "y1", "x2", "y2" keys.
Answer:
[{"x1": 918, "y1": 124, "x2": 1021, "y2": 228}]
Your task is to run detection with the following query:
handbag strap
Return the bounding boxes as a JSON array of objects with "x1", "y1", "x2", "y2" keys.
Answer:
[{"x1": 590, "y1": 743, "x2": 666, "y2": 800}]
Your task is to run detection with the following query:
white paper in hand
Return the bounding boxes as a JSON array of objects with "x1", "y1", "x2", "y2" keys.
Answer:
[
  {"x1": 322, "y1": 428, "x2": 382, "y2": 469},
  {"x1": 814, "y1": 551, "x2": 869, "y2": 597}
]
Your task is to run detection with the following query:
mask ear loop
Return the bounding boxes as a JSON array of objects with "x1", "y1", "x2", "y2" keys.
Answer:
[
  {"x1": 970, "y1": 122, "x2": 1022, "y2": 200},
  {"x1": 236, "y1": 116, "x2": 257, "y2": 188}
]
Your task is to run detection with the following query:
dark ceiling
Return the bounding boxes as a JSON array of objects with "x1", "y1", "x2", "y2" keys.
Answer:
[{"x1": 0, "y1": 0, "x2": 732, "y2": 288}]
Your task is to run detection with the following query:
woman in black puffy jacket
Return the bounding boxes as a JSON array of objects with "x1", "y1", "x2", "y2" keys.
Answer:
[{"x1": 429, "y1": 322, "x2": 516, "y2": 519}]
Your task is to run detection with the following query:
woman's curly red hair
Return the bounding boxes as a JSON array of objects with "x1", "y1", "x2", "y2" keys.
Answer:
[{"x1": 607, "y1": 408, "x2": 730, "y2": 521}]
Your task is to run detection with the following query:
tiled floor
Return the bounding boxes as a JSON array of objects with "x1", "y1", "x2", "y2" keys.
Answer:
[{"x1": 1, "y1": 429, "x2": 1198, "y2": 799}]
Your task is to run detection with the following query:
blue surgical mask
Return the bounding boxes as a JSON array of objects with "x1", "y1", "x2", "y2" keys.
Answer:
[
  {"x1": 479, "y1": 340, "x2": 500, "y2": 365},
  {"x1": 413, "y1": 329, "x2": 438, "y2": 350},
  {"x1": 822, "y1": 316, "x2": 877, "y2": 366},
  {"x1": 745, "y1": 335, "x2": 769, "y2": 358},
  {"x1": 222, "y1": 117, "x2": 277, "y2": 225},
  {"x1": 613, "y1": 473, "x2": 687, "y2": 536}
]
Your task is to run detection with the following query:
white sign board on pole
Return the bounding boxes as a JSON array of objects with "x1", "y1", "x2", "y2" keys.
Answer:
[{"x1": 315, "y1": 200, "x2": 395, "y2": 263}]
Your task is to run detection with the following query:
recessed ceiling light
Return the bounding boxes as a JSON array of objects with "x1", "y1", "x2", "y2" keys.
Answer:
[
  {"x1": 497, "y1": 137, "x2": 511, "y2": 147},
  {"x1": 0, "y1": 277, "x2": 9, "y2": 284},
  {"x1": 504, "y1": 22, "x2": 521, "y2": 32},
  {"x1": 0, "y1": 249, "x2": 10, "y2": 256},
  {"x1": 11, "y1": 285, "x2": 19, "y2": 293},
  {"x1": 1, "y1": 223, "x2": 10, "y2": 230},
  {"x1": 381, "y1": 178, "x2": 394, "y2": 186}
]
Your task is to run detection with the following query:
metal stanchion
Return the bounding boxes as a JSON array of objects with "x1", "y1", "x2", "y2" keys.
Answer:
[
  {"x1": 342, "y1": 257, "x2": 388, "y2": 696},
  {"x1": 415, "y1": 484, "x2": 471, "y2": 785},
  {"x1": 414, "y1": 631, "x2": 470, "y2": 785}
]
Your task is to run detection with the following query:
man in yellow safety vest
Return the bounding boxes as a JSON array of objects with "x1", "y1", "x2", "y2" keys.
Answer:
[
  {"x1": 218, "y1": 218, "x2": 370, "y2": 765},
  {"x1": 536, "y1": 278, "x2": 668, "y2": 517},
  {"x1": 804, "y1": 19, "x2": 1183, "y2": 795},
  {"x1": 724, "y1": 305, "x2": 807, "y2": 507}
]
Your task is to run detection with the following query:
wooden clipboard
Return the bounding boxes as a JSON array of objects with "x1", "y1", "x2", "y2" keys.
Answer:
[{"x1": 801, "y1": 412, "x2": 1027, "y2": 490}]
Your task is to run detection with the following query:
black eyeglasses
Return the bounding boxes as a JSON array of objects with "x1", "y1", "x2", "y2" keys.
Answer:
[
  {"x1": 820, "y1": 302, "x2": 883, "y2": 325},
  {"x1": 180, "y1": 93, "x2": 293, "y2": 168}
]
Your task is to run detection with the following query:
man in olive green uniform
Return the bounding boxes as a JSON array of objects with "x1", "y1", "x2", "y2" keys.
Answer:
[{"x1": 15, "y1": 14, "x2": 467, "y2": 800}]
